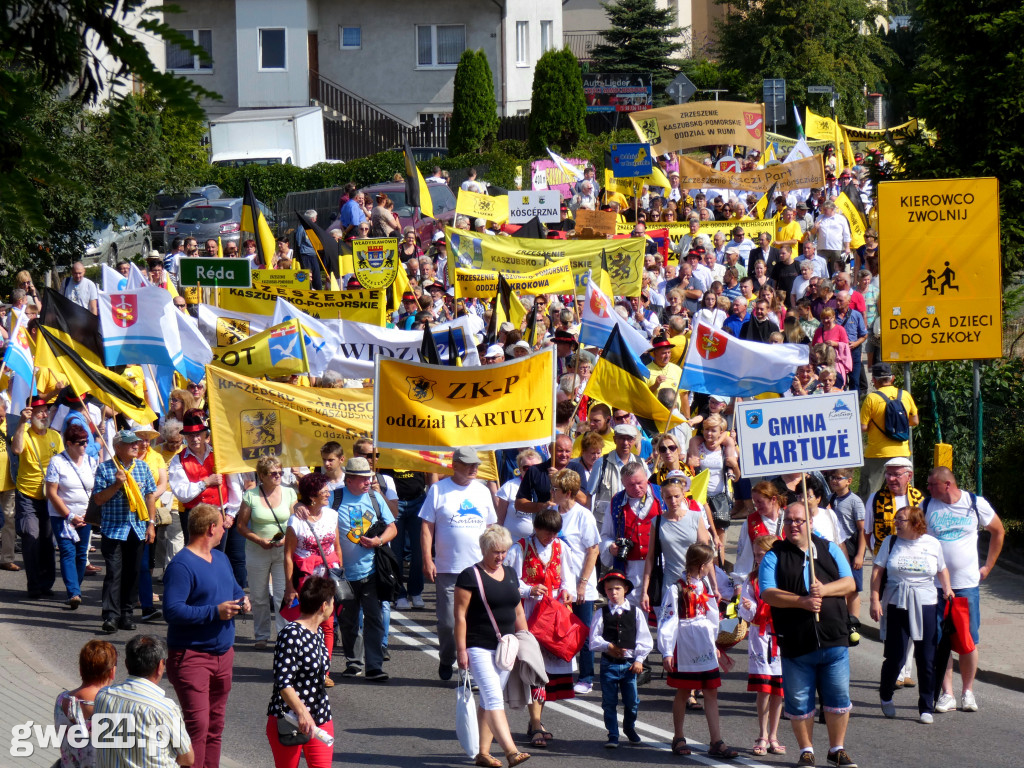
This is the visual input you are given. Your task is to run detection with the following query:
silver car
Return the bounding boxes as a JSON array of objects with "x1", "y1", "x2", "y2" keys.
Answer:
[
  {"x1": 165, "y1": 197, "x2": 275, "y2": 247},
  {"x1": 83, "y1": 213, "x2": 152, "y2": 266}
]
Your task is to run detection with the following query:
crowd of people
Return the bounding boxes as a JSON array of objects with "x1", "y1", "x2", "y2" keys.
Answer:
[{"x1": 0, "y1": 147, "x2": 1007, "y2": 768}]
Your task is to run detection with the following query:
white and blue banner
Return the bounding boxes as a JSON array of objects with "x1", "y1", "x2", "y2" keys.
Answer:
[
  {"x1": 98, "y1": 286, "x2": 183, "y2": 370},
  {"x1": 735, "y1": 391, "x2": 863, "y2": 477}
]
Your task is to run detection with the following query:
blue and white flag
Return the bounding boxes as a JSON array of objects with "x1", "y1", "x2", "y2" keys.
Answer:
[
  {"x1": 98, "y1": 286, "x2": 183, "y2": 370},
  {"x1": 175, "y1": 310, "x2": 213, "y2": 383},
  {"x1": 3, "y1": 309, "x2": 34, "y2": 388},
  {"x1": 579, "y1": 278, "x2": 649, "y2": 355},
  {"x1": 272, "y1": 298, "x2": 339, "y2": 376},
  {"x1": 101, "y1": 263, "x2": 147, "y2": 293},
  {"x1": 679, "y1": 322, "x2": 807, "y2": 397}
]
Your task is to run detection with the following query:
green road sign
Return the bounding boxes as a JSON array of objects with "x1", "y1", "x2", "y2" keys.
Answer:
[{"x1": 178, "y1": 258, "x2": 252, "y2": 288}]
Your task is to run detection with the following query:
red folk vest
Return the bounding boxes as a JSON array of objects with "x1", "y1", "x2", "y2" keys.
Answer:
[
  {"x1": 611, "y1": 492, "x2": 661, "y2": 561},
  {"x1": 518, "y1": 537, "x2": 563, "y2": 590},
  {"x1": 746, "y1": 511, "x2": 782, "y2": 545},
  {"x1": 180, "y1": 449, "x2": 227, "y2": 510}
]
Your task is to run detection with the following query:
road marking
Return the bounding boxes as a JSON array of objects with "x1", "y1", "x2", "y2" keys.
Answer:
[{"x1": 389, "y1": 612, "x2": 773, "y2": 766}]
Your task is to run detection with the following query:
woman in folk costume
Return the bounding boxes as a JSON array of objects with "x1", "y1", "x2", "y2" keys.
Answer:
[
  {"x1": 658, "y1": 542, "x2": 739, "y2": 759},
  {"x1": 505, "y1": 508, "x2": 576, "y2": 750},
  {"x1": 738, "y1": 535, "x2": 786, "y2": 757}
]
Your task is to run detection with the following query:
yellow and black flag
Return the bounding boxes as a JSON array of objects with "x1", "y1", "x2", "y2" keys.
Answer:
[
  {"x1": 36, "y1": 290, "x2": 157, "y2": 424},
  {"x1": 484, "y1": 274, "x2": 527, "y2": 344},
  {"x1": 753, "y1": 182, "x2": 779, "y2": 220},
  {"x1": 403, "y1": 140, "x2": 434, "y2": 219},
  {"x1": 295, "y1": 210, "x2": 338, "y2": 282},
  {"x1": 241, "y1": 179, "x2": 276, "y2": 268}
]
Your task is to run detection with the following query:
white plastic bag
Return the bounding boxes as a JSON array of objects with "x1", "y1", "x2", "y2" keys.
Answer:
[{"x1": 455, "y1": 675, "x2": 479, "y2": 758}]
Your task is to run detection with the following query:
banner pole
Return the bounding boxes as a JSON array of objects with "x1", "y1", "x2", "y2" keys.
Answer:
[
  {"x1": 974, "y1": 361, "x2": 983, "y2": 495},
  {"x1": 801, "y1": 472, "x2": 819, "y2": 623}
]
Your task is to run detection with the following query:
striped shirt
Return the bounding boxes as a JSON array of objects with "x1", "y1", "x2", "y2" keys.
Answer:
[{"x1": 94, "y1": 676, "x2": 192, "y2": 768}]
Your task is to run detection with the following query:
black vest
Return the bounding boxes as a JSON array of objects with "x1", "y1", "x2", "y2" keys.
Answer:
[
  {"x1": 602, "y1": 604, "x2": 638, "y2": 649},
  {"x1": 769, "y1": 537, "x2": 850, "y2": 659}
]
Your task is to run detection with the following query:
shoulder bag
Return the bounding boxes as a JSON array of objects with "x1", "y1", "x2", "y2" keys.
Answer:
[
  {"x1": 364, "y1": 492, "x2": 401, "y2": 603},
  {"x1": 309, "y1": 520, "x2": 353, "y2": 604},
  {"x1": 472, "y1": 565, "x2": 519, "y2": 671}
]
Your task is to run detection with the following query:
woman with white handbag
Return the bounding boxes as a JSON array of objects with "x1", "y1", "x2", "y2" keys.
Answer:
[{"x1": 454, "y1": 524, "x2": 531, "y2": 768}]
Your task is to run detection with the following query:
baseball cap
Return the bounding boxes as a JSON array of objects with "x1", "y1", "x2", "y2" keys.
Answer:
[
  {"x1": 452, "y1": 446, "x2": 482, "y2": 464},
  {"x1": 872, "y1": 362, "x2": 893, "y2": 378},
  {"x1": 114, "y1": 429, "x2": 141, "y2": 444},
  {"x1": 484, "y1": 344, "x2": 505, "y2": 359}
]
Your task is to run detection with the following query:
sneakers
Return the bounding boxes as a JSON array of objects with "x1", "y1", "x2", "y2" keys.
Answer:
[
  {"x1": 573, "y1": 680, "x2": 593, "y2": 695},
  {"x1": 439, "y1": 662, "x2": 454, "y2": 681},
  {"x1": 827, "y1": 749, "x2": 857, "y2": 767},
  {"x1": 411, "y1": 595, "x2": 426, "y2": 608},
  {"x1": 365, "y1": 669, "x2": 390, "y2": 682},
  {"x1": 796, "y1": 750, "x2": 815, "y2": 766},
  {"x1": 961, "y1": 690, "x2": 978, "y2": 712},
  {"x1": 395, "y1": 597, "x2": 412, "y2": 610},
  {"x1": 934, "y1": 692, "x2": 956, "y2": 713},
  {"x1": 604, "y1": 739, "x2": 619, "y2": 749},
  {"x1": 382, "y1": 648, "x2": 391, "y2": 661},
  {"x1": 140, "y1": 608, "x2": 162, "y2": 623},
  {"x1": 340, "y1": 665, "x2": 361, "y2": 678},
  {"x1": 623, "y1": 726, "x2": 641, "y2": 744},
  {"x1": 919, "y1": 712, "x2": 934, "y2": 724},
  {"x1": 880, "y1": 699, "x2": 896, "y2": 719}
]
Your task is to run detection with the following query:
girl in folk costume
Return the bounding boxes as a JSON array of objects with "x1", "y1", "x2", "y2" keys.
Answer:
[
  {"x1": 738, "y1": 535, "x2": 786, "y2": 757},
  {"x1": 505, "y1": 508, "x2": 576, "y2": 749},
  {"x1": 658, "y1": 543, "x2": 739, "y2": 759}
]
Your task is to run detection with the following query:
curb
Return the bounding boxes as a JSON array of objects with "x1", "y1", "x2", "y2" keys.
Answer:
[{"x1": 856, "y1": 623, "x2": 1024, "y2": 694}]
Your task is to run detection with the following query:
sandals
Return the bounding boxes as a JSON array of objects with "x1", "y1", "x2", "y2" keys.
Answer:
[
  {"x1": 526, "y1": 729, "x2": 547, "y2": 748},
  {"x1": 506, "y1": 751, "x2": 531, "y2": 767},
  {"x1": 708, "y1": 740, "x2": 739, "y2": 760},
  {"x1": 672, "y1": 737, "x2": 691, "y2": 756},
  {"x1": 537, "y1": 724, "x2": 553, "y2": 740},
  {"x1": 753, "y1": 738, "x2": 769, "y2": 756},
  {"x1": 475, "y1": 754, "x2": 502, "y2": 767},
  {"x1": 686, "y1": 695, "x2": 704, "y2": 711},
  {"x1": 768, "y1": 739, "x2": 787, "y2": 755}
]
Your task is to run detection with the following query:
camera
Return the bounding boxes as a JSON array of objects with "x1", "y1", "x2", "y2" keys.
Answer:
[{"x1": 614, "y1": 538, "x2": 634, "y2": 558}]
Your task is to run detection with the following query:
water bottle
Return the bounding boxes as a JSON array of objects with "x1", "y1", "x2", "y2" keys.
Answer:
[{"x1": 282, "y1": 712, "x2": 334, "y2": 746}]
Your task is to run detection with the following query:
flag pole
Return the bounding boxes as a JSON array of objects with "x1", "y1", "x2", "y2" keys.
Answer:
[{"x1": 801, "y1": 472, "x2": 820, "y2": 623}]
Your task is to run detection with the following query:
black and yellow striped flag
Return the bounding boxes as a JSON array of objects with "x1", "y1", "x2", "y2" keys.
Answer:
[
  {"x1": 403, "y1": 140, "x2": 434, "y2": 219},
  {"x1": 241, "y1": 179, "x2": 276, "y2": 268}
]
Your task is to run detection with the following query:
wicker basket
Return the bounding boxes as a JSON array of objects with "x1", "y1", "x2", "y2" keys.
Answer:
[{"x1": 716, "y1": 617, "x2": 749, "y2": 650}]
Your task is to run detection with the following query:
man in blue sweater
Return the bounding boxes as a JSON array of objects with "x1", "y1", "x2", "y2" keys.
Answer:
[{"x1": 164, "y1": 503, "x2": 250, "y2": 768}]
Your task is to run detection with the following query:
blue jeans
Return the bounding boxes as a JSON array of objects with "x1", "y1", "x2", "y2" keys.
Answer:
[
  {"x1": 781, "y1": 645, "x2": 851, "y2": 719},
  {"x1": 53, "y1": 519, "x2": 90, "y2": 599},
  {"x1": 600, "y1": 658, "x2": 639, "y2": 740},
  {"x1": 572, "y1": 600, "x2": 595, "y2": 684},
  {"x1": 392, "y1": 495, "x2": 425, "y2": 598},
  {"x1": 218, "y1": 521, "x2": 248, "y2": 589},
  {"x1": 137, "y1": 541, "x2": 154, "y2": 610}
]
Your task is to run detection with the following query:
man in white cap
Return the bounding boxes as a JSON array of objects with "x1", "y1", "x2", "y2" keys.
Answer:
[
  {"x1": 419, "y1": 446, "x2": 497, "y2": 681},
  {"x1": 482, "y1": 344, "x2": 505, "y2": 365},
  {"x1": 590, "y1": 424, "x2": 640, "y2": 531},
  {"x1": 336, "y1": 455, "x2": 396, "y2": 682}
]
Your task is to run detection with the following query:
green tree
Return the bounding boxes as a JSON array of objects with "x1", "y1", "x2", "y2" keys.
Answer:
[
  {"x1": 449, "y1": 49, "x2": 499, "y2": 155},
  {"x1": 886, "y1": 0, "x2": 1024, "y2": 272},
  {"x1": 589, "y1": 0, "x2": 687, "y2": 103},
  {"x1": 528, "y1": 48, "x2": 586, "y2": 154},
  {"x1": 714, "y1": 0, "x2": 892, "y2": 125}
]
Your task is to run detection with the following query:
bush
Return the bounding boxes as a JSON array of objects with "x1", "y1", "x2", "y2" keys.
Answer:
[
  {"x1": 449, "y1": 49, "x2": 499, "y2": 155},
  {"x1": 528, "y1": 48, "x2": 586, "y2": 155}
]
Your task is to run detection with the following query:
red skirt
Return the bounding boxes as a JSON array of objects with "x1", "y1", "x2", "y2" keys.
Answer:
[
  {"x1": 668, "y1": 668, "x2": 721, "y2": 690},
  {"x1": 747, "y1": 673, "x2": 784, "y2": 697},
  {"x1": 545, "y1": 673, "x2": 575, "y2": 702}
]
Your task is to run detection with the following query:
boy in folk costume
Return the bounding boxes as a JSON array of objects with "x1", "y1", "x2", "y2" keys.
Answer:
[{"x1": 589, "y1": 571, "x2": 653, "y2": 749}]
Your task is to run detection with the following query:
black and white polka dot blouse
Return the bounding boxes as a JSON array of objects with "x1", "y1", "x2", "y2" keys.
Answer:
[{"x1": 267, "y1": 622, "x2": 332, "y2": 725}]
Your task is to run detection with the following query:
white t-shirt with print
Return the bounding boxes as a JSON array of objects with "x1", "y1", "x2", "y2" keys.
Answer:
[
  {"x1": 874, "y1": 534, "x2": 946, "y2": 600},
  {"x1": 925, "y1": 492, "x2": 996, "y2": 589},
  {"x1": 419, "y1": 477, "x2": 497, "y2": 574},
  {"x1": 497, "y1": 477, "x2": 533, "y2": 541}
]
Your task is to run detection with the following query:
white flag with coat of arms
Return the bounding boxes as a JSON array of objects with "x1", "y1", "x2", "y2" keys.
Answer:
[{"x1": 98, "y1": 286, "x2": 183, "y2": 371}]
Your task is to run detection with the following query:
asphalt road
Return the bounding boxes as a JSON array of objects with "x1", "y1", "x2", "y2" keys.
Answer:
[{"x1": 1, "y1": 567, "x2": 1020, "y2": 768}]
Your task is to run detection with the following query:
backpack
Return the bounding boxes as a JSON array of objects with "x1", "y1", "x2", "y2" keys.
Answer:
[{"x1": 877, "y1": 388, "x2": 910, "y2": 441}]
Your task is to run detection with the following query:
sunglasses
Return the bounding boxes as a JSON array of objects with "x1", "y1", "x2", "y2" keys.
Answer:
[
  {"x1": 67, "y1": 439, "x2": 89, "y2": 446},
  {"x1": 267, "y1": 471, "x2": 283, "y2": 478},
  {"x1": 357, "y1": 451, "x2": 379, "y2": 459},
  {"x1": 657, "y1": 444, "x2": 678, "y2": 453}
]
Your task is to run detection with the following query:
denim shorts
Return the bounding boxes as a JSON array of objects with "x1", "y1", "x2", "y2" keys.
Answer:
[
  {"x1": 947, "y1": 586, "x2": 981, "y2": 644},
  {"x1": 781, "y1": 645, "x2": 852, "y2": 719}
]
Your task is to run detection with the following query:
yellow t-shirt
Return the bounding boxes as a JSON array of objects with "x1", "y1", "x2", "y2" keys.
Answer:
[
  {"x1": 140, "y1": 446, "x2": 167, "y2": 485},
  {"x1": 860, "y1": 385, "x2": 917, "y2": 458},
  {"x1": 775, "y1": 220, "x2": 804, "y2": 245},
  {"x1": 0, "y1": 424, "x2": 13, "y2": 493},
  {"x1": 16, "y1": 428, "x2": 64, "y2": 499}
]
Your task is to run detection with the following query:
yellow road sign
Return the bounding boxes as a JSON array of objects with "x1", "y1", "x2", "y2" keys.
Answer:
[{"x1": 878, "y1": 177, "x2": 1002, "y2": 361}]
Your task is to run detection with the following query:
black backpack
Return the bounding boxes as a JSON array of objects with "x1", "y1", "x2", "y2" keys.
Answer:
[{"x1": 877, "y1": 388, "x2": 911, "y2": 441}]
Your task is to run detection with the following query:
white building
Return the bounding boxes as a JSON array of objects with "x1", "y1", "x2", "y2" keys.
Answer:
[{"x1": 163, "y1": 0, "x2": 562, "y2": 125}]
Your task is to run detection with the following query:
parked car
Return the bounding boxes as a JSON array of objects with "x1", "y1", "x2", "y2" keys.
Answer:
[
  {"x1": 165, "y1": 197, "x2": 275, "y2": 248},
  {"x1": 354, "y1": 182, "x2": 457, "y2": 245},
  {"x1": 83, "y1": 213, "x2": 152, "y2": 267},
  {"x1": 146, "y1": 185, "x2": 223, "y2": 249}
]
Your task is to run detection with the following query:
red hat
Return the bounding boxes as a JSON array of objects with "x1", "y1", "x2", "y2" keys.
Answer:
[
  {"x1": 346, "y1": 276, "x2": 363, "y2": 289},
  {"x1": 402, "y1": 291, "x2": 417, "y2": 302},
  {"x1": 598, "y1": 571, "x2": 634, "y2": 597},
  {"x1": 28, "y1": 396, "x2": 49, "y2": 409},
  {"x1": 649, "y1": 337, "x2": 673, "y2": 351},
  {"x1": 181, "y1": 409, "x2": 209, "y2": 434}
]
